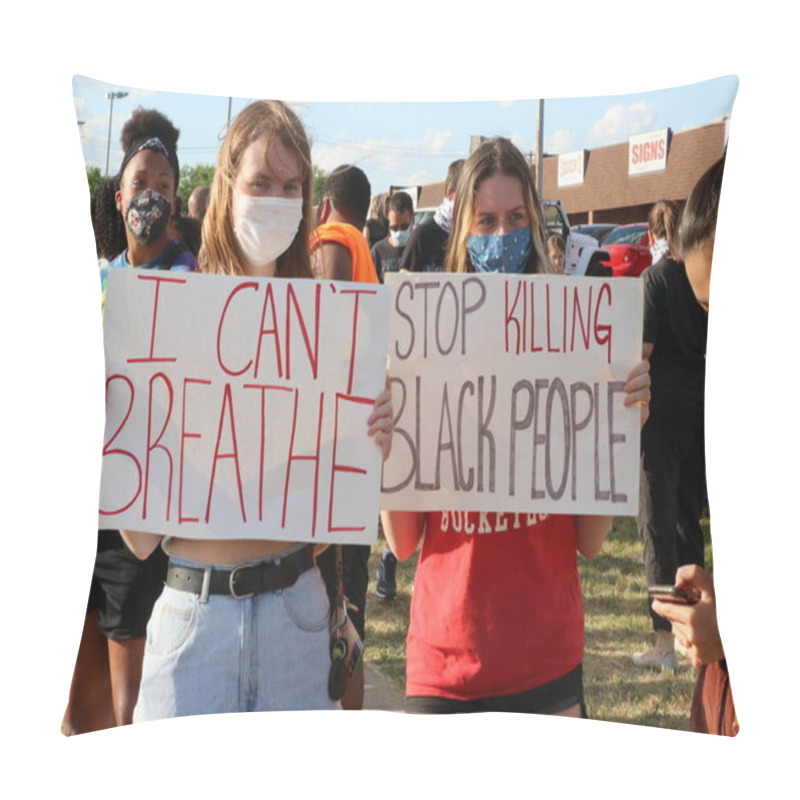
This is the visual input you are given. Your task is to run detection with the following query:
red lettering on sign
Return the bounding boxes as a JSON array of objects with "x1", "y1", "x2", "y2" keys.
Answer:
[
  {"x1": 143, "y1": 373, "x2": 174, "y2": 520},
  {"x1": 286, "y1": 283, "x2": 320, "y2": 380},
  {"x1": 254, "y1": 282, "x2": 283, "y2": 380},
  {"x1": 179, "y1": 377, "x2": 211, "y2": 524},
  {"x1": 217, "y1": 281, "x2": 258, "y2": 376},
  {"x1": 243, "y1": 383, "x2": 293, "y2": 521},
  {"x1": 204, "y1": 383, "x2": 247, "y2": 525},
  {"x1": 594, "y1": 282, "x2": 613, "y2": 363},
  {"x1": 328, "y1": 394, "x2": 372, "y2": 533},
  {"x1": 282, "y1": 390, "x2": 325, "y2": 536},
  {"x1": 127, "y1": 274, "x2": 184, "y2": 364},
  {"x1": 100, "y1": 375, "x2": 142, "y2": 515},
  {"x1": 340, "y1": 287, "x2": 378, "y2": 394}
]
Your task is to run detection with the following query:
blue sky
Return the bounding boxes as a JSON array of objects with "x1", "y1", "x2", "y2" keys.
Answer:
[{"x1": 73, "y1": 74, "x2": 738, "y2": 196}]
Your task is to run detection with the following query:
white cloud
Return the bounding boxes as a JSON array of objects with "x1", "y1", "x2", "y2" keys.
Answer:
[
  {"x1": 311, "y1": 129, "x2": 456, "y2": 189},
  {"x1": 588, "y1": 102, "x2": 655, "y2": 147},
  {"x1": 547, "y1": 129, "x2": 580, "y2": 155},
  {"x1": 420, "y1": 129, "x2": 454, "y2": 152}
]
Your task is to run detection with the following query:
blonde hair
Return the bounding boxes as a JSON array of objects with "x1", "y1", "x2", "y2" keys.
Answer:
[
  {"x1": 547, "y1": 233, "x2": 566, "y2": 255},
  {"x1": 444, "y1": 137, "x2": 551, "y2": 275},
  {"x1": 199, "y1": 100, "x2": 313, "y2": 278}
]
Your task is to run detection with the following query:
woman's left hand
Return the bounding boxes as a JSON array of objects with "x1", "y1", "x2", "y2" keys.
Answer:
[
  {"x1": 623, "y1": 358, "x2": 651, "y2": 427},
  {"x1": 367, "y1": 385, "x2": 394, "y2": 461}
]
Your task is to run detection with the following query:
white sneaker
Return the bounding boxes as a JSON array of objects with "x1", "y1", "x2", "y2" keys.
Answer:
[{"x1": 632, "y1": 648, "x2": 678, "y2": 671}]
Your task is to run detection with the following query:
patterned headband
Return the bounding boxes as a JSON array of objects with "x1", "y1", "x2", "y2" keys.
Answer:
[{"x1": 118, "y1": 135, "x2": 179, "y2": 183}]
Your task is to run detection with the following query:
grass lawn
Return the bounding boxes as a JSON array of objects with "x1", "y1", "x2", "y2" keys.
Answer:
[{"x1": 364, "y1": 514, "x2": 712, "y2": 730}]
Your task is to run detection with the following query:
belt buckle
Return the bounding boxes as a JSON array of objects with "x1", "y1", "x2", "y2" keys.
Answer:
[{"x1": 229, "y1": 565, "x2": 255, "y2": 600}]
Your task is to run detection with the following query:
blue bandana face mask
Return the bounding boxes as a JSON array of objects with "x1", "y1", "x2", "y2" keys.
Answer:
[{"x1": 467, "y1": 226, "x2": 532, "y2": 273}]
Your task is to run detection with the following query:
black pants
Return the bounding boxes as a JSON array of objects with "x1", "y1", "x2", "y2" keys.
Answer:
[
  {"x1": 406, "y1": 664, "x2": 586, "y2": 716},
  {"x1": 316, "y1": 544, "x2": 371, "y2": 640},
  {"x1": 638, "y1": 414, "x2": 706, "y2": 632}
]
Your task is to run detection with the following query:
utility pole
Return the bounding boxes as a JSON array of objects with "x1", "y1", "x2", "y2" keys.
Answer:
[
  {"x1": 105, "y1": 91, "x2": 129, "y2": 177},
  {"x1": 536, "y1": 98, "x2": 544, "y2": 200}
]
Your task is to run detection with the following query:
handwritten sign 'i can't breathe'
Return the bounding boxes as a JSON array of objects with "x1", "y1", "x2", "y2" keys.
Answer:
[
  {"x1": 380, "y1": 272, "x2": 643, "y2": 516},
  {"x1": 99, "y1": 269, "x2": 390, "y2": 545}
]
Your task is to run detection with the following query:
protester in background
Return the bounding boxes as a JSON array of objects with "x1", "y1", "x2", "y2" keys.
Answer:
[
  {"x1": 120, "y1": 103, "x2": 392, "y2": 722},
  {"x1": 399, "y1": 158, "x2": 464, "y2": 274},
  {"x1": 310, "y1": 164, "x2": 379, "y2": 283},
  {"x1": 363, "y1": 193, "x2": 389, "y2": 248},
  {"x1": 647, "y1": 199, "x2": 679, "y2": 266},
  {"x1": 633, "y1": 198, "x2": 708, "y2": 671},
  {"x1": 188, "y1": 185, "x2": 210, "y2": 223},
  {"x1": 375, "y1": 159, "x2": 465, "y2": 602},
  {"x1": 546, "y1": 233, "x2": 566, "y2": 274},
  {"x1": 370, "y1": 191, "x2": 414, "y2": 282},
  {"x1": 652, "y1": 154, "x2": 736, "y2": 735},
  {"x1": 99, "y1": 109, "x2": 197, "y2": 309},
  {"x1": 172, "y1": 215, "x2": 202, "y2": 256},
  {"x1": 64, "y1": 109, "x2": 195, "y2": 735},
  {"x1": 310, "y1": 163, "x2": 380, "y2": 710},
  {"x1": 381, "y1": 138, "x2": 650, "y2": 715}
]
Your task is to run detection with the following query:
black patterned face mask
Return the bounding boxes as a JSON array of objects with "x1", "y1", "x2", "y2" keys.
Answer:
[{"x1": 124, "y1": 190, "x2": 172, "y2": 244}]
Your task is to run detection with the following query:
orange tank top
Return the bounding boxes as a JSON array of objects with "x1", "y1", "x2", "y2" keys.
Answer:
[{"x1": 310, "y1": 222, "x2": 379, "y2": 284}]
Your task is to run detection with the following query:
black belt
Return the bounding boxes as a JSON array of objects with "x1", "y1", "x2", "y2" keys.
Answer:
[{"x1": 165, "y1": 545, "x2": 315, "y2": 599}]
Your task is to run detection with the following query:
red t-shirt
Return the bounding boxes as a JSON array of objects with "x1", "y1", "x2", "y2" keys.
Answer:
[{"x1": 406, "y1": 511, "x2": 584, "y2": 700}]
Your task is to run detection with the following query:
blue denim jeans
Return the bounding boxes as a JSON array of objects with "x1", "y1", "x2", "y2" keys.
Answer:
[{"x1": 133, "y1": 554, "x2": 340, "y2": 722}]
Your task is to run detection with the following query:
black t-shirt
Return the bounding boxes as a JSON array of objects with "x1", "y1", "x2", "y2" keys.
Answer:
[
  {"x1": 365, "y1": 218, "x2": 388, "y2": 249},
  {"x1": 399, "y1": 219, "x2": 449, "y2": 273},
  {"x1": 642, "y1": 257, "x2": 708, "y2": 425},
  {"x1": 371, "y1": 238, "x2": 406, "y2": 282}
]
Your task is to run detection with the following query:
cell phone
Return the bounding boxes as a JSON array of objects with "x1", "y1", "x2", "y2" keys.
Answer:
[{"x1": 647, "y1": 584, "x2": 698, "y2": 604}]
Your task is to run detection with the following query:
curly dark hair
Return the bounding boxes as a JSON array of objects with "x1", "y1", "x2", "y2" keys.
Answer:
[
  {"x1": 121, "y1": 107, "x2": 179, "y2": 152},
  {"x1": 118, "y1": 107, "x2": 181, "y2": 184},
  {"x1": 90, "y1": 176, "x2": 127, "y2": 261}
]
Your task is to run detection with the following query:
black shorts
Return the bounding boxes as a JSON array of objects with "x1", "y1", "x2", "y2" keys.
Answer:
[
  {"x1": 316, "y1": 544, "x2": 370, "y2": 640},
  {"x1": 405, "y1": 664, "x2": 586, "y2": 716},
  {"x1": 88, "y1": 530, "x2": 168, "y2": 641}
]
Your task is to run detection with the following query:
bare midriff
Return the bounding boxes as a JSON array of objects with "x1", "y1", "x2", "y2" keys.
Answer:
[{"x1": 167, "y1": 538, "x2": 300, "y2": 565}]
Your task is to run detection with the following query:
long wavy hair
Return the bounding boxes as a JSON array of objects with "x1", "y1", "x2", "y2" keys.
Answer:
[
  {"x1": 199, "y1": 100, "x2": 313, "y2": 278},
  {"x1": 444, "y1": 137, "x2": 550, "y2": 274}
]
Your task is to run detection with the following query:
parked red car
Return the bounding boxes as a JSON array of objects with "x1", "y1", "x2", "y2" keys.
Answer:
[{"x1": 599, "y1": 223, "x2": 651, "y2": 277}]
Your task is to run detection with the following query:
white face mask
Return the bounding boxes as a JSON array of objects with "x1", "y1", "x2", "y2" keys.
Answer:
[{"x1": 233, "y1": 194, "x2": 303, "y2": 268}]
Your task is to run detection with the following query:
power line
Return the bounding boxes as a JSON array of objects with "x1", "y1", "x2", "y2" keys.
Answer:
[{"x1": 310, "y1": 136, "x2": 468, "y2": 158}]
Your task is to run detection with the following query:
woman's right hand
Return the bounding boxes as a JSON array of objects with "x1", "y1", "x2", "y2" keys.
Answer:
[
  {"x1": 367, "y1": 385, "x2": 394, "y2": 462},
  {"x1": 651, "y1": 564, "x2": 724, "y2": 668}
]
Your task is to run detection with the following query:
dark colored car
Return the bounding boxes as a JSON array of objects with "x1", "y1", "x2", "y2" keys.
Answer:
[
  {"x1": 599, "y1": 223, "x2": 651, "y2": 277},
  {"x1": 573, "y1": 223, "x2": 618, "y2": 244}
]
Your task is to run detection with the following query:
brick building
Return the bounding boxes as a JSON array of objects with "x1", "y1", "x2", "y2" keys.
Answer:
[{"x1": 408, "y1": 119, "x2": 729, "y2": 225}]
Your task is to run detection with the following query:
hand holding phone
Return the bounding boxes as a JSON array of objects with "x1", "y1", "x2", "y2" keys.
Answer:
[{"x1": 647, "y1": 584, "x2": 699, "y2": 604}]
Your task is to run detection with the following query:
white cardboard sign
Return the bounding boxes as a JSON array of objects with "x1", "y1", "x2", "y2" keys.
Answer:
[
  {"x1": 380, "y1": 272, "x2": 643, "y2": 515},
  {"x1": 99, "y1": 269, "x2": 390, "y2": 544}
]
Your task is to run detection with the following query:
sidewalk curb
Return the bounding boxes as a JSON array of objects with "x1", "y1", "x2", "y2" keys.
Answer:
[{"x1": 363, "y1": 662, "x2": 405, "y2": 712}]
